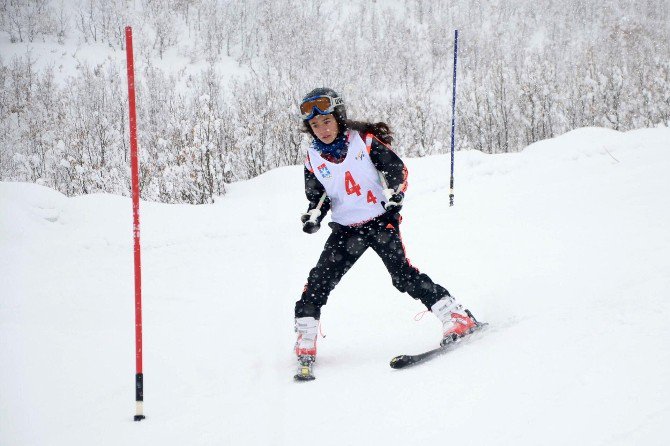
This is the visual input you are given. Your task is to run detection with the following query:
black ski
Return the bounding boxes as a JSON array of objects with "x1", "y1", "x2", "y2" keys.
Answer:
[
  {"x1": 390, "y1": 316, "x2": 488, "y2": 369},
  {"x1": 294, "y1": 355, "x2": 316, "y2": 381}
]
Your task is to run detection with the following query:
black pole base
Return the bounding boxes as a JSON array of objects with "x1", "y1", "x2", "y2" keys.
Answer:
[{"x1": 134, "y1": 373, "x2": 145, "y2": 421}]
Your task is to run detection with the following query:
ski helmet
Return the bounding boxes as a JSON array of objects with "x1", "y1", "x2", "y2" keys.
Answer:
[{"x1": 300, "y1": 87, "x2": 347, "y2": 138}]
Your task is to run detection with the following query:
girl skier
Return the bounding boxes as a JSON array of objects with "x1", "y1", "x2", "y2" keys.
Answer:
[{"x1": 294, "y1": 88, "x2": 479, "y2": 378}]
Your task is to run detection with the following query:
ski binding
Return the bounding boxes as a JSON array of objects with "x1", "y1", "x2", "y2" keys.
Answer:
[{"x1": 294, "y1": 355, "x2": 316, "y2": 381}]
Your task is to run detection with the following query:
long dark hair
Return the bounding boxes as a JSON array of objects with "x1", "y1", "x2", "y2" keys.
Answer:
[
  {"x1": 301, "y1": 118, "x2": 394, "y2": 145},
  {"x1": 345, "y1": 120, "x2": 394, "y2": 145}
]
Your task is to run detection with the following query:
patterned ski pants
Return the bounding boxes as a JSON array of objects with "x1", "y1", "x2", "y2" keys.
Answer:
[{"x1": 295, "y1": 216, "x2": 450, "y2": 319}]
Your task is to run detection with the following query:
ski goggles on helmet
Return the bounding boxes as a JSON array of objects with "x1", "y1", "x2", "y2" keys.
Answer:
[{"x1": 299, "y1": 95, "x2": 345, "y2": 121}]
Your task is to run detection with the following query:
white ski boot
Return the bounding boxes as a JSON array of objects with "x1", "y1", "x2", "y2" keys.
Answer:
[
  {"x1": 294, "y1": 317, "x2": 318, "y2": 356},
  {"x1": 431, "y1": 296, "x2": 479, "y2": 345}
]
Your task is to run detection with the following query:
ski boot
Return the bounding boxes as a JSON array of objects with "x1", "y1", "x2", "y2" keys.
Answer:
[
  {"x1": 294, "y1": 317, "x2": 318, "y2": 381},
  {"x1": 431, "y1": 296, "x2": 481, "y2": 346}
]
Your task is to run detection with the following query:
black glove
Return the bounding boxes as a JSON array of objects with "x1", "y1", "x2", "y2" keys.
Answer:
[
  {"x1": 301, "y1": 209, "x2": 322, "y2": 234},
  {"x1": 382, "y1": 189, "x2": 404, "y2": 213}
]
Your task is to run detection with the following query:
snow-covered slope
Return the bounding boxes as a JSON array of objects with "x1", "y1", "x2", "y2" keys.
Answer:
[{"x1": 2, "y1": 127, "x2": 669, "y2": 445}]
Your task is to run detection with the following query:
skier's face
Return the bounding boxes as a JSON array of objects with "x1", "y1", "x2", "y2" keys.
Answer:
[{"x1": 308, "y1": 114, "x2": 339, "y2": 144}]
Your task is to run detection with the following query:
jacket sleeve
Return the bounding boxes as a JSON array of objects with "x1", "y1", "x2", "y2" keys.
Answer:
[
  {"x1": 304, "y1": 166, "x2": 331, "y2": 215},
  {"x1": 368, "y1": 137, "x2": 408, "y2": 193}
]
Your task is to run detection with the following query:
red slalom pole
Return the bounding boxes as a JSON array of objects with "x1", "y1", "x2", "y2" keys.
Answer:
[{"x1": 125, "y1": 26, "x2": 145, "y2": 422}]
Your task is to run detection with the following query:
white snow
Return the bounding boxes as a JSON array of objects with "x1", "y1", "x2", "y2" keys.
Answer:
[{"x1": 1, "y1": 127, "x2": 670, "y2": 445}]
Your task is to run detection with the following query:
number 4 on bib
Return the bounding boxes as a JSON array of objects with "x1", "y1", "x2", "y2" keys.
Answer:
[{"x1": 344, "y1": 171, "x2": 362, "y2": 196}]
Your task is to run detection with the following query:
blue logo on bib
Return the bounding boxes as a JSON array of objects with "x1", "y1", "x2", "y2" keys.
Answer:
[{"x1": 317, "y1": 163, "x2": 332, "y2": 179}]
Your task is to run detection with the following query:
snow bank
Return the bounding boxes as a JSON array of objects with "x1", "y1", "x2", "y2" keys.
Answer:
[{"x1": 1, "y1": 127, "x2": 669, "y2": 445}]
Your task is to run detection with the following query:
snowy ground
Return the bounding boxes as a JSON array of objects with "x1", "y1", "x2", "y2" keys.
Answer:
[{"x1": 2, "y1": 127, "x2": 669, "y2": 445}]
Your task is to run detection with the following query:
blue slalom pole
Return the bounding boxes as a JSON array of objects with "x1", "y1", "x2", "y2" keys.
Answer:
[{"x1": 449, "y1": 29, "x2": 458, "y2": 207}]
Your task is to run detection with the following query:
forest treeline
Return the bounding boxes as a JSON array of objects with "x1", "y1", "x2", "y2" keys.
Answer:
[{"x1": 1, "y1": 0, "x2": 668, "y2": 203}]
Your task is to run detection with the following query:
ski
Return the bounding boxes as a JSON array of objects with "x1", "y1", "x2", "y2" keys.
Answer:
[
  {"x1": 294, "y1": 355, "x2": 316, "y2": 381},
  {"x1": 390, "y1": 319, "x2": 488, "y2": 370}
]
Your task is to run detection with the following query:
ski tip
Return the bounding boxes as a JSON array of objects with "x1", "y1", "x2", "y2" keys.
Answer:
[
  {"x1": 294, "y1": 374, "x2": 316, "y2": 382},
  {"x1": 390, "y1": 355, "x2": 411, "y2": 369}
]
